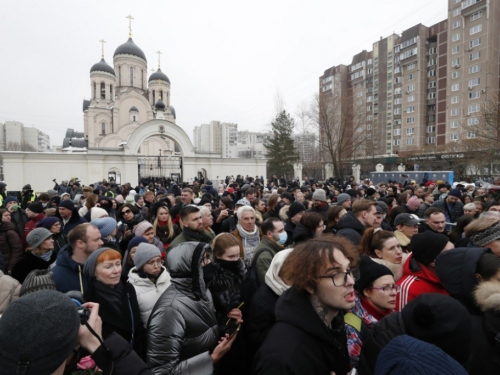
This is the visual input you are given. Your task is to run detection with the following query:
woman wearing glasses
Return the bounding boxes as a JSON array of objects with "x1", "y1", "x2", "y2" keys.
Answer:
[
  {"x1": 345, "y1": 256, "x2": 397, "y2": 368},
  {"x1": 127, "y1": 243, "x2": 171, "y2": 327},
  {"x1": 117, "y1": 203, "x2": 145, "y2": 251}
]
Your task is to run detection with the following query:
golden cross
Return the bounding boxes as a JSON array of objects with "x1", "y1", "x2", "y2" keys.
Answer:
[
  {"x1": 156, "y1": 50, "x2": 162, "y2": 69},
  {"x1": 126, "y1": 15, "x2": 134, "y2": 37},
  {"x1": 99, "y1": 39, "x2": 106, "y2": 58}
]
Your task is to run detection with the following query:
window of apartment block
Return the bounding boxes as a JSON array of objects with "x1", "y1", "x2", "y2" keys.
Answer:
[
  {"x1": 408, "y1": 74, "x2": 415, "y2": 81},
  {"x1": 468, "y1": 117, "x2": 479, "y2": 125},
  {"x1": 468, "y1": 104, "x2": 480, "y2": 114},
  {"x1": 470, "y1": 37, "x2": 481, "y2": 48},
  {"x1": 395, "y1": 77, "x2": 402, "y2": 83},
  {"x1": 452, "y1": 71, "x2": 460, "y2": 79},
  {"x1": 469, "y1": 91, "x2": 480, "y2": 99},
  {"x1": 451, "y1": 133, "x2": 459, "y2": 141},
  {"x1": 452, "y1": 20, "x2": 461, "y2": 29},
  {"x1": 469, "y1": 64, "x2": 481, "y2": 74},
  {"x1": 427, "y1": 125, "x2": 436, "y2": 133},
  {"x1": 394, "y1": 139, "x2": 401, "y2": 146},
  {"x1": 429, "y1": 47, "x2": 437, "y2": 55},
  {"x1": 452, "y1": 33, "x2": 460, "y2": 42},
  {"x1": 408, "y1": 95, "x2": 415, "y2": 102},
  {"x1": 452, "y1": 83, "x2": 460, "y2": 91},
  {"x1": 406, "y1": 117, "x2": 415, "y2": 124},
  {"x1": 406, "y1": 106, "x2": 415, "y2": 113},
  {"x1": 394, "y1": 98, "x2": 402, "y2": 104},
  {"x1": 428, "y1": 81, "x2": 437, "y2": 88},
  {"x1": 428, "y1": 58, "x2": 436, "y2": 66},
  {"x1": 368, "y1": 68, "x2": 373, "y2": 74},
  {"x1": 469, "y1": 51, "x2": 480, "y2": 61},
  {"x1": 451, "y1": 96, "x2": 459, "y2": 104},
  {"x1": 451, "y1": 121, "x2": 459, "y2": 128},
  {"x1": 394, "y1": 128, "x2": 401, "y2": 136},
  {"x1": 406, "y1": 138, "x2": 415, "y2": 145},
  {"x1": 428, "y1": 70, "x2": 436, "y2": 77},
  {"x1": 452, "y1": 58, "x2": 460, "y2": 67},
  {"x1": 406, "y1": 128, "x2": 415, "y2": 135},
  {"x1": 452, "y1": 46, "x2": 460, "y2": 54},
  {"x1": 407, "y1": 84, "x2": 415, "y2": 92},
  {"x1": 462, "y1": 0, "x2": 482, "y2": 6},
  {"x1": 471, "y1": 10, "x2": 482, "y2": 21},
  {"x1": 407, "y1": 63, "x2": 416, "y2": 70},
  {"x1": 427, "y1": 137, "x2": 436, "y2": 144},
  {"x1": 357, "y1": 91, "x2": 363, "y2": 97},
  {"x1": 367, "y1": 96, "x2": 373, "y2": 102},
  {"x1": 367, "y1": 115, "x2": 372, "y2": 121},
  {"x1": 469, "y1": 78, "x2": 480, "y2": 87},
  {"x1": 394, "y1": 108, "x2": 401, "y2": 115},
  {"x1": 451, "y1": 108, "x2": 459, "y2": 116},
  {"x1": 428, "y1": 115, "x2": 435, "y2": 122},
  {"x1": 367, "y1": 124, "x2": 372, "y2": 130},
  {"x1": 467, "y1": 131, "x2": 476, "y2": 139},
  {"x1": 368, "y1": 59, "x2": 373, "y2": 65},
  {"x1": 453, "y1": 8, "x2": 461, "y2": 17},
  {"x1": 428, "y1": 92, "x2": 437, "y2": 99},
  {"x1": 395, "y1": 88, "x2": 402, "y2": 94},
  {"x1": 367, "y1": 105, "x2": 372, "y2": 111},
  {"x1": 470, "y1": 24, "x2": 482, "y2": 35}
]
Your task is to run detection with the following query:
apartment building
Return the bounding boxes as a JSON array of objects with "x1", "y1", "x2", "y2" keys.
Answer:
[
  {"x1": 319, "y1": 0, "x2": 498, "y2": 170},
  {"x1": 0, "y1": 121, "x2": 51, "y2": 152},
  {"x1": 193, "y1": 121, "x2": 238, "y2": 157}
]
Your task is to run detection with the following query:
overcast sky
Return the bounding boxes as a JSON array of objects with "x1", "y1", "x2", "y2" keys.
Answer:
[{"x1": 0, "y1": 0, "x2": 448, "y2": 146}]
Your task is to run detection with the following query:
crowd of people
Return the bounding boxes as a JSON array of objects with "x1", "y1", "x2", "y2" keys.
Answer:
[{"x1": 0, "y1": 174, "x2": 499, "y2": 374}]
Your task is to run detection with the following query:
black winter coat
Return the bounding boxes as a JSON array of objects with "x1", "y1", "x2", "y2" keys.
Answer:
[
  {"x1": 11, "y1": 251, "x2": 55, "y2": 283},
  {"x1": 0, "y1": 222, "x2": 23, "y2": 272},
  {"x1": 253, "y1": 286, "x2": 350, "y2": 375},
  {"x1": 10, "y1": 209, "x2": 28, "y2": 237},
  {"x1": 245, "y1": 283, "x2": 279, "y2": 350},
  {"x1": 336, "y1": 212, "x2": 366, "y2": 246}
]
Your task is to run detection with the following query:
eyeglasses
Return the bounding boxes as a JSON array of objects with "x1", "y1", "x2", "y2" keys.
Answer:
[
  {"x1": 370, "y1": 284, "x2": 401, "y2": 293},
  {"x1": 145, "y1": 259, "x2": 163, "y2": 267},
  {"x1": 320, "y1": 268, "x2": 360, "y2": 287},
  {"x1": 121, "y1": 209, "x2": 132, "y2": 216}
]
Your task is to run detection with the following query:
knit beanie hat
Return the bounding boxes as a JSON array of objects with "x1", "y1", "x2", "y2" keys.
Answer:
[
  {"x1": 336, "y1": 193, "x2": 351, "y2": 205},
  {"x1": 366, "y1": 187, "x2": 377, "y2": 197},
  {"x1": 312, "y1": 189, "x2": 326, "y2": 202},
  {"x1": 375, "y1": 335, "x2": 468, "y2": 375},
  {"x1": 410, "y1": 232, "x2": 449, "y2": 265},
  {"x1": 83, "y1": 247, "x2": 118, "y2": 278},
  {"x1": 4, "y1": 196, "x2": 18, "y2": 205},
  {"x1": 127, "y1": 236, "x2": 149, "y2": 251},
  {"x1": 355, "y1": 256, "x2": 393, "y2": 293},
  {"x1": 376, "y1": 201, "x2": 389, "y2": 214},
  {"x1": 288, "y1": 202, "x2": 306, "y2": 218},
  {"x1": 125, "y1": 195, "x2": 135, "y2": 204},
  {"x1": 50, "y1": 196, "x2": 61, "y2": 206},
  {"x1": 402, "y1": 293, "x2": 472, "y2": 364},
  {"x1": 448, "y1": 188, "x2": 462, "y2": 198},
  {"x1": 90, "y1": 207, "x2": 108, "y2": 220},
  {"x1": 407, "y1": 196, "x2": 420, "y2": 210},
  {"x1": 27, "y1": 202, "x2": 44, "y2": 214},
  {"x1": 198, "y1": 198, "x2": 212, "y2": 207},
  {"x1": 469, "y1": 221, "x2": 500, "y2": 247},
  {"x1": 133, "y1": 221, "x2": 153, "y2": 237},
  {"x1": 134, "y1": 194, "x2": 143, "y2": 203},
  {"x1": 91, "y1": 217, "x2": 117, "y2": 238},
  {"x1": 20, "y1": 269, "x2": 57, "y2": 296},
  {"x1": 0, "y1": 290, "x2": 80, "y2": 374},
  {"x1": 134, "y1": 243, "x2": 162, "y2": 269},
  {"x1": 59, "y1": 200, "x2": 75, "y2": 211},
  {"x1": 26, "y1": 227, "x2": 53, "y2": 249},
  {"x1": 36, "y1": 216, "x2": 60, "y2": 230}
]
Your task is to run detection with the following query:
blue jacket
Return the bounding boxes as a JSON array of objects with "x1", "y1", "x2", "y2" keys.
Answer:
[{"x1": 51, "y1": 244, "x2": 90, "y2": 294}]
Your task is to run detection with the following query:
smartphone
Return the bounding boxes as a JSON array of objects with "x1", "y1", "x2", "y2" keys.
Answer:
[{"x1": 229, "y1": 325, "x2": 241, "y2": 338}]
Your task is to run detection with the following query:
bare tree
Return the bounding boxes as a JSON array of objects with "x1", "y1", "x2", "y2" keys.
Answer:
[
  {"x1": 5, "y1": 141, "x2": 37, "y2": 152},
  {"x1": 309, "y1": 93, "x2": 369, "y2": 180}
]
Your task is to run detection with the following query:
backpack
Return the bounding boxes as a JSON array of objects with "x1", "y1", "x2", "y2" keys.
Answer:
[{"x1": 241, "y1": 247, "x2": 274, "y2": 306}]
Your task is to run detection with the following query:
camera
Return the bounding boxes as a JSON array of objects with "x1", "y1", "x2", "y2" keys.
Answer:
[
  {"x1": 77, "y1": 306, "x2": 90, "y2": 325},
  {"x1": 53, "y1": 179, "x2": 57, "y2": 182},
  {"x1": 66, "y1": 290, "x2": 89, "y2": 325}
]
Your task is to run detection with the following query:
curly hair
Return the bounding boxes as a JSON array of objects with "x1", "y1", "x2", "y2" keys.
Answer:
[{"x1": 280, "y1": 235, "x2": 358, "y2": 292}]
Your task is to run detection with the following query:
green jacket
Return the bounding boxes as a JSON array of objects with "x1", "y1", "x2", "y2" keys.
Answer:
[{"x1": 253, "y1": 236, "x2": 284, "y2": 285}]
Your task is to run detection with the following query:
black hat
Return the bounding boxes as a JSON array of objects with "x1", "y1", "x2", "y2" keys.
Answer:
[
  {"x1": 410, "y1": 232, "x2": 449, "y2": 265},
  {"x1": 197, "y1": 198, "x2": 212, "y2": 206},
  {"x1": 355, "y1": 256, "x2": 393, "y2": 293},
  {"x1": 281, "y1": 192, "x2": 293, "y2": 201},
  {"x1": 366, "y1": 187, "x2": 377, "y2": 197},
  {"x1": 27, "y1": 202, "x2": 43, "y2": 214},
  {"x1": 402, "y1": 293, "x2": 472, "y2": 364},
  {"x1": 0, "y1": 290, "x2": 80, "y2": 374},
  {"x1": 394, "y1": 213, "x2": 420, "y2": 226},
  {"x1": 288, "y1": 202, "x2": 306, "y2": 218}
]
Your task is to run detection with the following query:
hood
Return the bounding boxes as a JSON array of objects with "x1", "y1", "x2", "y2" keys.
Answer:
[
  {"x1": 336, "y1": 212, "x2": 365, "y2": 233},
  {"x1": 56, "y1": 244, "x2": 81, "y2": 270},
  {"x1": 474, "y1": 280, "x2": 500, "y2": 313},
  {"x1": 73, "y1": 194, "x2": 83, "y2": 204},
  {"x1": 265, "y1": 248, "x2": 292, "y2": 296},
  {"x1": 0, "y1": 222, "x2": 16, "y2": 232},
  {"x1": 435, "y1": 247, "x2": 489, "y2": 312},
  {"x1": 275, "y1": 286, "x2": 346, "y2": 346},
  {"x1": 167, "y1": 241, "x2": 212, "y2": 301}
]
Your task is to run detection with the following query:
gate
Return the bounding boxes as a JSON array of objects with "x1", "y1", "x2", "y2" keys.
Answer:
[{"x1": 138, "y1": 156, "x2": 182, "y2": 183}]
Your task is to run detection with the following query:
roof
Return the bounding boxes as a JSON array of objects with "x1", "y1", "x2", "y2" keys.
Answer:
[
  {"x1": 90, "y1": 58, "x2": 115, "y2": 75},
  {"x1": 113, "y1": 38, "x2": 147, "y2": 61},
  {"x1": 149, "y1": 68, "x2": 170, "y2": 83}
]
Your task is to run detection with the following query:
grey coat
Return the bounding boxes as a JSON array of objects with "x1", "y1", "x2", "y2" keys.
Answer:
[{"x1": 146, "y1": 241, "x2": 218, "y2": 375}]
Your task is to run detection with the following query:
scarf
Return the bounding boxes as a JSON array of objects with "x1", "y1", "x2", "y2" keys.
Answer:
[
  {"x1": 360, "y1": 295, "x2": 394, "y2": 322},
  {"x1": 92, "y1": 279, "x2": 124, "y2": 317},
  {"x1": 236, "y1": 224, "x2": 260, "y2": 267},
  {"x1": 39, "y1": 250, "x2": 53, "y2": 262},
  {"x1": 183, "y1": 227, "x2": 212, "y2": 243}
]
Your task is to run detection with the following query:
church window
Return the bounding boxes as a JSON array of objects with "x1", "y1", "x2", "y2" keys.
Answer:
[
  {"x1": 141, "y1": 70, "x2": 144, "y2": 89},
  {"x1": 130, "y1": 67, "x2": 134, "y2": 86},
  {"x1": 152, "y1": 90, "x2": 156, "y2": 104},
  {"x1": 133, "y1": 116, "x2": 136, "y2": 122},
  {"x1": 119, "y1": 66, "x2": 122, "y2": 86},
  {"x1": 93, "y1": 82, "x2": 96, "y2": 99},
  {"x1": 101, "y1": 122, "x2": 106, "y2": 135},
  {"x1": 160, "y1": 90, "x2": 163, "y2": 100},
  {"x1": 100, "y1": 83, "x2": 105, "y2": 99},
  {"x1": 110, "y1": 85, "x2": 113, "y2": 99}
]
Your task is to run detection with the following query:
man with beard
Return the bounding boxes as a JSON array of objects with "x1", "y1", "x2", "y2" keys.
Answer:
[{"x1": 168, "y1": 206, "x2": 213, "y2": 249}]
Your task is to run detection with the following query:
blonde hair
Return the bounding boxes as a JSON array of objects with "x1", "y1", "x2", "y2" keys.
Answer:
[
  {"x1": 153, "y1": 205, "x2": 175, "y2": 241},
  {"x1": 465, "y1": 216, "x2": 500, "y2": 238}
]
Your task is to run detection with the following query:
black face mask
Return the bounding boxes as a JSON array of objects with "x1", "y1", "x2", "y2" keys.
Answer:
[
  {"x1": 216, "y1": 258, "x2": 240, "y2": 272},
  {"x1": 202, "y1": 263, "x2": 217, "y2": 284}
]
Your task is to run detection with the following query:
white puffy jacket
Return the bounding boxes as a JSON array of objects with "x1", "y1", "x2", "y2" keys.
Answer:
[{"x1": 127, "y1": 266, "x2": 171, "y2": 327}]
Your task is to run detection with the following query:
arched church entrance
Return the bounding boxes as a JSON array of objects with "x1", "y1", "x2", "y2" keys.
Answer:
[{"x1": 108, "y1": 167, "x2": 121, "y2": 184}]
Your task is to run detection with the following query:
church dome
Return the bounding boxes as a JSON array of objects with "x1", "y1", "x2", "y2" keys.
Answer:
[
  {"x1": 155, "y1": 99, "x2": 166, "y2": 110},
  {"x1": 170, "y1": 106, "x2": 176, "y2": 119},
  {"x1": 149, "y1": 68, "x2": 170, "y2": 83},
  {"x1": 114, "y1": 38, "x2": 147, "y2": 61},
  {"x1": 129, "y1": 106, "x2": 139, "y2": 112},
  {"x1": 90, "y1": 58, "x2": 115, "y2": 75}
]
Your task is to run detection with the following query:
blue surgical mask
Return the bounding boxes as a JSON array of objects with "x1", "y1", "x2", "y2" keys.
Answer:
[{"x1": 277, "y1": 232, "x2": 288, "y2": 245}]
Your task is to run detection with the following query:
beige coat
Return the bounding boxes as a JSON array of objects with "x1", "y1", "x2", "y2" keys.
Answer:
[{"x1": 0, "y1": 270, "x2": 21, "y2": 314}]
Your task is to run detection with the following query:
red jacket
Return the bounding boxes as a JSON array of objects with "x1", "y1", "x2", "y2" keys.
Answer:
[
  {"x1": 396, "y1": 254, "x2": 448, "y2": 311},
  {"x1": 22, "y1": 213, "x2": 46, "y2": 249}
]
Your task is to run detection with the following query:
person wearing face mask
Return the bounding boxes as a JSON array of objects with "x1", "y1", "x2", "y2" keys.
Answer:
[
  {"x1": 4, "y1": 196, "x2": 27, "y2": 237},
  {"x1": 147, "y1": 241, "x2": 240, "y2": 374},
  {"x1": 252, "y1": 218, "x2": 287, "y2": 285}
]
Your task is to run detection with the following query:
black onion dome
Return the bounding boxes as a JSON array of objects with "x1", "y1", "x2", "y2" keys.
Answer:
[
  {"x1": 129, "y1": 106, "x2": 139, "y2": 112},
  {"x1": 170, "y1": 106, "x2": 176, "y2": 119},
  {"x1": 149, "y1": 68, "x2": 170, "y2": 83},
  {"x1": 113, "y1": 38, "x2": 147, "y2": 61},
  {"x1": 90, "y1": 58, "x2": 115, "y2": 75},
  {"x1": 155, "y1": 99, "x2": 166, "y2": 110}
]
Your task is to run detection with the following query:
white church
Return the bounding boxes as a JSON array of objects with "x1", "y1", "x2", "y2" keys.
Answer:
[{"x1": 1, "y1": 21, "x2": 267, "y2": 192}]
